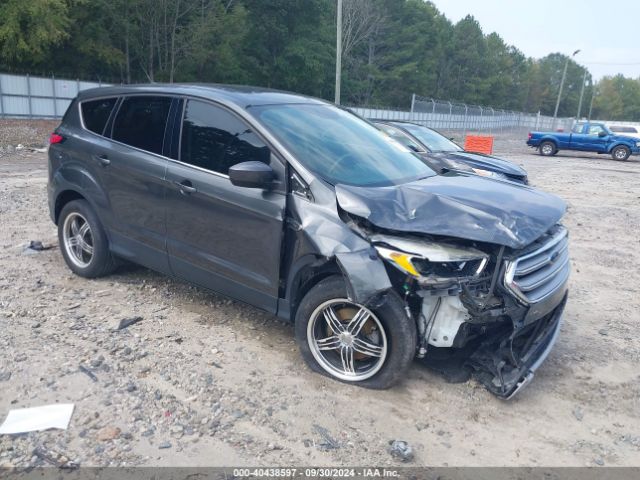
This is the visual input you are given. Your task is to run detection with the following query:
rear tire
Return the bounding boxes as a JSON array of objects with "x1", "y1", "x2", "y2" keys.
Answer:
[
  {"x1": 295, "y1": 276, "x2": 416, "y2": 389},
  {"x1": 611, "y1": 145, "x2": 631, "y2": 161},
  {"x1": 539, "y1": 141, "x2": 557, "y2": 156},
  {"x1": 58, "y1": 200, "x2": 117, "y2": 278}
]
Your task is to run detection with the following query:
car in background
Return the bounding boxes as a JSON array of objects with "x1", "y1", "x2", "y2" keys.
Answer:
[
  {"x1": 608, "y1": 125, "x2": 640, "y2": 140},
  {"x1": 373, "y1": 120, "x2": 528, "y2": 184},
  {"x1": 527, "y1": 122, "x2": 640, "y2": 161}
]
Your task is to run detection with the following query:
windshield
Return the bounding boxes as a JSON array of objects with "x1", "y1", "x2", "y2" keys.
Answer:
[
  {"x1": 375, "y1": 123, "x2": 425, "y2": 152},
  {"x1": 400, "y1": 124, "x2": 463, "y2": 152},
  {"x1": 250, "y1": 104, "x2": 436, "y2": 186}
]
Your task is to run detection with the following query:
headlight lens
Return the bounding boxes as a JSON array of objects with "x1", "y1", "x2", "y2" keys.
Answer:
[
  {"x1": 636, "y1": 141, "x2": 640, "y2": 147},
  {"x1": 374, "y1": 239, "x2": 489, "y2": 281},
  {"x1": 376, "y1": 247, "x2": 421, "y2": 277},
  {"x1": 471, "y1": 167, "x2": 507, "y2": 180}
]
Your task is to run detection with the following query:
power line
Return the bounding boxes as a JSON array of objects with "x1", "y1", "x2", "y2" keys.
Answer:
[{"x1": 581, "y1": 61, "x2": 640, "y2": 65}]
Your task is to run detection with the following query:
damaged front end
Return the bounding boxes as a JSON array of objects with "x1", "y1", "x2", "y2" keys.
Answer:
[
  {"x1": 361, "y1": 224, "x2": 570, "y2": 399},
  {"x1": 282, "y1": 168, "x2": 569, "y2": 399},
  {"x1": 326, "y1": 173, "x2": 570, "y2": 399}
]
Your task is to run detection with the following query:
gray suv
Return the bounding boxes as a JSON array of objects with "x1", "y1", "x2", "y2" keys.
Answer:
[{"x1": 48, "y1": 84, "x2": 569, "y2": 398}]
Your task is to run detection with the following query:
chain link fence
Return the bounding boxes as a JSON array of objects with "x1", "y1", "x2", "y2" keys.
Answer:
[{"x1": 350, "y1": 94, "x2": 575, "y2": 137}]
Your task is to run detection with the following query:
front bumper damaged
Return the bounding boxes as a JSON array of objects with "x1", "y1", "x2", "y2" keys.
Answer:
[{"x1": 466, "y1": 293, "x2": 567, "y2": 399}]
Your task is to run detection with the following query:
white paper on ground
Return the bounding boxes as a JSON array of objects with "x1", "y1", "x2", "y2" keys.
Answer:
[{"x1": 0, "y1": 404, "x2": 74, "y2": 434}]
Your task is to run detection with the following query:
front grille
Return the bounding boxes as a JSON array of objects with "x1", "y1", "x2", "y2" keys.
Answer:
[{"x1": 504, "y1": 227, "x2": 570, "y2": 303}]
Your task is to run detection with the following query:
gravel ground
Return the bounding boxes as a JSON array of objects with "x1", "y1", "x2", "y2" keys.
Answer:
[
  {"x1": 1, "y1": 127, "x2": 639, "y2": 468},
  {"x1": 0, "y1": 120, "x2": 58, "y2": 155}
]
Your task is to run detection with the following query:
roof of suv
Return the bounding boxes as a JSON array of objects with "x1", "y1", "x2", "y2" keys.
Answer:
[{"x1": 77, "y1": 83, "x2": 328, "y2": 109}]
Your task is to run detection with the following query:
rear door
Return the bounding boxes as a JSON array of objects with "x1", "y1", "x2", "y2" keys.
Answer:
[
  {"x1": 97, "y1": 94, "x2": 175, "y2": 272},
  {"x1": 165, "y1": 98, "x2": 286, "y2": 312}
]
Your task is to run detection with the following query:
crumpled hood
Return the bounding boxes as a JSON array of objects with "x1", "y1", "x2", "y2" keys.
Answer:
[
  {"x1": 335, "y1": 174, "x2": 566, "y2": 249},
  {"x1": 430, "y1": 151, "x2": 527, "y2": 178}
]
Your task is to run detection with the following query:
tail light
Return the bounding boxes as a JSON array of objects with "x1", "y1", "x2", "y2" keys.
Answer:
[
  {"x1": 527, "y1": 132, "x2": 532, "y2": 140},
  {"x1": 49, "y1": 133, "x2": 64, "y2": 144}
]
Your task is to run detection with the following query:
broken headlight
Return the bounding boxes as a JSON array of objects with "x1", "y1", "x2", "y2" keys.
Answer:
[{"x1": 374, "y1": 236, "x2": 489, "y2": 281}]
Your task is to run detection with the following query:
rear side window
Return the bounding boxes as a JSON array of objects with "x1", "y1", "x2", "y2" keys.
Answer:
[
  {"x1": 180, "y1": 100, "x2": 270, "y2": 175},
  {"x1": 81, "y1": 98, "x2": 117, "y2": 135},
  {"x1": 112, "y1": 96, "x2": 172, "y2": 155}
]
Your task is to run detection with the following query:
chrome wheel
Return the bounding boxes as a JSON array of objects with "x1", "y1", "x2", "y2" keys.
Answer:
[
  {"x1": 62, "y1": 212, "x2": 94, "y2": 268},
  {"x1": 614, "y1": 147, "x2": 628, "y2": 160},
  {"x1": 541, "y1": 143, "x2": 554, "y2": 155},
  {"x1": 307, "y1": 299, "x2": 388, "y2": 381}
]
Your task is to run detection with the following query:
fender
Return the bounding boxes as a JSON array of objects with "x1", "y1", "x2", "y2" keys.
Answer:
[
  {"x1": 537, "y1": 135, "x2": 560, "y2": 147},
  {"x1": 278, "y1": 191, "x2": 394, "y2": 319},
  {"x1": 52, "y1": 161, "x2": 111, "y2": 224},
  {"x1": 606, "y1": 140, "x2": 635, "y2": 153}
]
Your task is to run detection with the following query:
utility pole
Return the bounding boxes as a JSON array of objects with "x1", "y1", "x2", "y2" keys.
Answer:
[
  {"x1": 588, "y1": 88, "x2": 597, "y2": 120},
  {"x1": 576, "y1": 69, "x2": 587, "y2": 119},
  {"x1": 553, "y1": 49, "x2": 580, "y2": 128},
  {"x1": 335, "y1": 0, "x2": 343, "y2": 105}
]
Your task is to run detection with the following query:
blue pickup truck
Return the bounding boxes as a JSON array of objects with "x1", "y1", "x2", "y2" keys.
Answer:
[{"x1": 527, "y1": 122, "x2": 640, "y2": 161}]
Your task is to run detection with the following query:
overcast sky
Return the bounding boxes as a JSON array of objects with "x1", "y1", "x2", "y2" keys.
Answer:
[{"x1": 431, "y1": 0, "x2": 640, "y2": 80}]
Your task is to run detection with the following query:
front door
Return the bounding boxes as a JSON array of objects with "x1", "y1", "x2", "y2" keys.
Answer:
[
  {"x1": 571, "y1": 123, "x2": 609, "y2": 152},
  {"x1": 165, "y1": 99, "x2": 286, "y2": 312}
]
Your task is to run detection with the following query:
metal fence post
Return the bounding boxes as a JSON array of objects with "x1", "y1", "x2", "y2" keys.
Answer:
[
  {"x1": 0, "y1": 74, "x2": 4, "y2": 118},
  {"x1": 479, "y1": 106, "x2": 483, "y2": 132},
  {"x1": 52, "y1": 74, "x2": 57, "y2": 118},
  {"x1": 489, "y1": 107, "x2": 494, "y2": 135},
  {"x1": 448, "y1": 101, "x2": 453, "y2": 130},
  {"x1": 431, "y1": 99, "x2": 436, "y2": 128},
  {"x1": 26, "y1": 74, "x2": 33, "y2": 119},
  {"x1": 463, "y1": 104, "x2": 468, "y2": 137},
  {"x1": 410, "y1": 93, "x2": 416, "y2": 114}
]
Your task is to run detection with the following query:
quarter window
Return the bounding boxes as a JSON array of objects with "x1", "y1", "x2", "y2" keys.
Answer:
[
  {"x1": 112, "y1": 96, "x2": 172, "y2": 155},
  {"x1": 180, "y1": 100, "x2": 270, "y2": 175},
  {"x1": 81, "y1": 98, "x2": 117, "y2": 135}
]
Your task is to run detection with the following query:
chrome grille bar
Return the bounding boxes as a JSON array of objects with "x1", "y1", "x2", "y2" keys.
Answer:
[{"x1": 504, "y1": 227, "x2": 570, "y2": 304}]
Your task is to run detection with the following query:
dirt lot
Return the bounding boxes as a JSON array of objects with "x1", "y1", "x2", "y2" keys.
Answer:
[{"x1": 1, "y1": 139, "x2": 639, "y2": 468}]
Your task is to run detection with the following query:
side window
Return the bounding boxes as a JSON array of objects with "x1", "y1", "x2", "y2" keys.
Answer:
[
  {"x1": 571, "y1": 124, "x2": 584, "y2": 134},
  {"x1": 180, "y1": 100, "x2": 270, "y2": 175},
  {"x1": 112, "y1": 96, "x2": 172, "y2": 154},
  {"x1": 81, "y1": 98, "x2": 117, "y2": 135},
  {"x1": 588, "y1": 124, "x2": 605, "y2": 136}
]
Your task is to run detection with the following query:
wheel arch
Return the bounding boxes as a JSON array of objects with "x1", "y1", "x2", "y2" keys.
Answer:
[
  {"x1": 607, "y1": 142, "x2": 632, "y2": 153},
  {"x1": 279, "y1": 255, "x2": 342, "y2": 322},
  {"x1": 539, "y1": 137, "x2": 558, "y2": 148},
  {"x1": 54, "y1": 190, "x2": 86, "y2": 224}
]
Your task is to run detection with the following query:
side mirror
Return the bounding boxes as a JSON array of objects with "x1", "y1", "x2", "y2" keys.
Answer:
[
  {"x1": 229, "y1": 161, "x2": 274, "y2": 189},
  {"x1": 598, "y1": 131, "x2": 607, "y2": 137}
]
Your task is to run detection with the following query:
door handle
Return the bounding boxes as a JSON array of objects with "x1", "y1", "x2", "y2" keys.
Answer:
[
  {"x1": 174, "y1": 180, "x2": 197, "y2": 195},
  {"x1": 94, "y1": 154, "x2": 111, "y2": 167}
]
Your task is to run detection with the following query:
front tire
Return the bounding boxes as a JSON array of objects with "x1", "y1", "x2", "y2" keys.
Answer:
[
  {"x1": 611, "y1": 145, "x2": 631, "y2": 161},
  {"x1": 539, "y1": 141, "x2": 557, "y2": 156},
  {"x1": 58, "y1": 200, "x2": 117, "y2": 278},
  {"x1": 294, "y1": 276, "x2": 416, "y2": 389}
]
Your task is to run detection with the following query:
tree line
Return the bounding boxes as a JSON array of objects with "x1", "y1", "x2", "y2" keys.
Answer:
[{"x1": 1, "y1": 0, "x2": 638, "y2": 120}]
